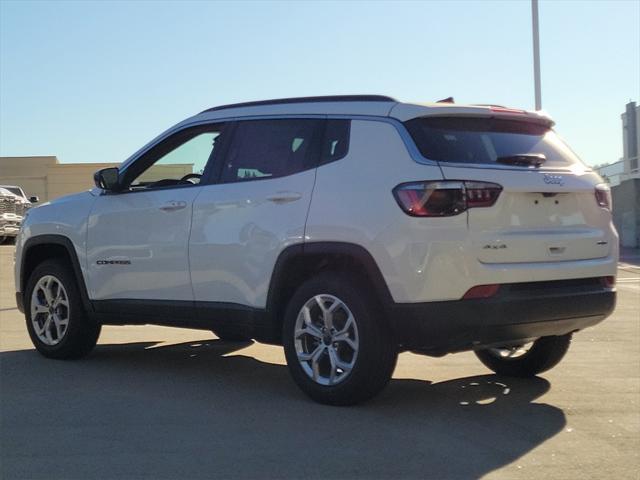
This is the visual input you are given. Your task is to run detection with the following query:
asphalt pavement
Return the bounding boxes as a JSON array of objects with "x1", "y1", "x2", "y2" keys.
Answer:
[{"x1": 1, "y1": 243, "x2": 638, "y2": 480}]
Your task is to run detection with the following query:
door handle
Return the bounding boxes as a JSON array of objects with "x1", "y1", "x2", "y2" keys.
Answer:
[
  {"x1": 265, "y1": 192, "x2": 303, "y2": 204},
  {"x1": 160, "y1": 200, "x2": 187, "y2": 212}
]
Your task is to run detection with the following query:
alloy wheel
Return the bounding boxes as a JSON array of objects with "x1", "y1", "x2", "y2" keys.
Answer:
[
  {"x1": 294, "y1": 294, "x2": 359, "y2": 386},
  {"x1": 30, "y1": 275, "x2": 70, "y2": 346}
]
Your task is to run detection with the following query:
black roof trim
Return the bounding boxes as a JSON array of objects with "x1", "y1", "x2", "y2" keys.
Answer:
[{"x1": 201, "y1": 95, "x2": 397, "y2": 113}]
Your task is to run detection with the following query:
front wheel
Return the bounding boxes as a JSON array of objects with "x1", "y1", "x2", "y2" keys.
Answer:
[
  {"x1": 25, "y1": 259, "x2": 101, "y2": 359},
  {"x1": 474, "y1": 334, "x2": 572, "y2": 377},
  {"x1": 283, "y1": 272, "x2": 397, "y2": 406}
]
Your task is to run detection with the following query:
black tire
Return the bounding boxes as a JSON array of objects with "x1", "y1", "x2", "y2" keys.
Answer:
[
  {"x1": 283, "y1": 272, "x2": 397, "y2": 406},
  {"x1": 475, "y1": 334, "x2": 572, "y2": 377},
  {"x1": 25, "y1": 259, "x2": 101, "y2": 359}
]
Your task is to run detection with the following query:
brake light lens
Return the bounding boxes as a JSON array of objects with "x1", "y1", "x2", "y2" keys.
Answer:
[
  {"x1": 595, "y1": 184, "x2": 612, "y2": 211},
  {"x1": 490, "y1": 106, "x2": 526, "y2": 115},
  {"x1": 393, "y1": 181, "x2": 502, "y2": 217}
]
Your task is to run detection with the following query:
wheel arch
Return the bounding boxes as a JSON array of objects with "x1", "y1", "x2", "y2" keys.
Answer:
[
  {"x1": 264, "y1": 242, "x2": 394, "y2": 342},
  {"x1": 20, "y1": 235, "x2": 93, "y2": 313}
]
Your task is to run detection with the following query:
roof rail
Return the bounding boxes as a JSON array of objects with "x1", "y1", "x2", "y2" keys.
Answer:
[{"x1": 201, "y1": 95, "x2": 397, "y2": 113}]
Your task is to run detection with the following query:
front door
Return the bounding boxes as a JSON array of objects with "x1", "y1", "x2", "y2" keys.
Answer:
[{"x1": 86, "y1": 123, "x2": 226, "y2": 314}]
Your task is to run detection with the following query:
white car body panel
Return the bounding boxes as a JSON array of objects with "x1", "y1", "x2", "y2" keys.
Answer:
[
  {"x1": 441, "y1": 165, "x2": 616, "y2": 264},
  {"x1": 189, "y1": 170, "x2": 315, "y2": 308},
  {"x1": 305, "y1": 119, "x2": 464, "y2": 303},
  {"x1": 306, "y1": 119, "x2": 618, "y2": 303},
  {"x1": 86, "y1": 188, "x2": 201, "y2": 300},
  {"x1": 14, "y1": 191, "x2": 97, "y2": 293}
]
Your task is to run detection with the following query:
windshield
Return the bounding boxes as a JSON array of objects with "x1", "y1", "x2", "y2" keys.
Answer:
[
  {"x1": 1, "y1": 186, "x2": 23, "y2": 197},
  {"x1": 404, "y1": 117, "x2": 583, "y2": 168}
]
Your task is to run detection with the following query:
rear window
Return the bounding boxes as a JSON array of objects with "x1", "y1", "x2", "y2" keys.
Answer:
[{"x1": 404, "y1": 117, "x2": 582, "y2": 167}]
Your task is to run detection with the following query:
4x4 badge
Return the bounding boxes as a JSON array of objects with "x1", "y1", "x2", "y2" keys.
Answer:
[{"x1": 543, "y1": 174, "x2": 564, "y2": 186}]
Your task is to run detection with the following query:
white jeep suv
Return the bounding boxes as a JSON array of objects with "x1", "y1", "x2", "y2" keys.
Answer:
[{"x1": 14, "y1": 95, "x2": 618, "y2": 405}]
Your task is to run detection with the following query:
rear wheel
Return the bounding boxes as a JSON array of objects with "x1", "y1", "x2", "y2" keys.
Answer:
[
  {"x1": 474, "y1": 334, "x2": 572, "y2": 377},
  {"x1": 283, "y1": 272, "x2": 397, "y2": 405},
  {"x1": 25, "y1": 259, "x2": 101, "y2": 359}
]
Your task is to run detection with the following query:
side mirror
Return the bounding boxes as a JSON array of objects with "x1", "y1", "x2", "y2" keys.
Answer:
[
  {"x1": 29, "y1": 196, "x2": 39, "y2": 203},
  {"x1": 94, "y1": 167, "x2": 121, "y2": 191}
]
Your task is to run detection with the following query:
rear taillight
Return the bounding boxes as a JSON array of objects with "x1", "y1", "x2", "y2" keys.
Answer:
[
  {"x1": 393, "y1": 181, "x2": 502, "y2": 217},
  {"x1": 595, "y1": 184, "x2": 612, "y2": 211}
]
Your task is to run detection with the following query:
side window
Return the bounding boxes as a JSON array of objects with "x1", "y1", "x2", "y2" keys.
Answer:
[
  {"x1": 321, "y1": 120, "x2": 350, "y2": 164},
  {"x1": 124, "y1": 124, "x2": 226, "y2": 190},
  {"x1": 220, "y1": 119, "x2": 323, "y2": 183}
]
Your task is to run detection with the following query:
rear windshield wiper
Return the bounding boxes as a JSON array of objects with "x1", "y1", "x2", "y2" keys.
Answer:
[{"x1": 496, "y1": 153, "x2": 546, "y2": 167}]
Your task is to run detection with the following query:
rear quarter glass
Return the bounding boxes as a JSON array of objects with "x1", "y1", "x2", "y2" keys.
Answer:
[{"x1": 404, "y1": 117, "x2": 583, "y2": 168}]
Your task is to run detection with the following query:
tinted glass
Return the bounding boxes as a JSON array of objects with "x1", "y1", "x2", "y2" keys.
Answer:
[
  {"x1": 405, "y1": 117, "x2": 582, "y2": 167},
  {"x1": 132, "y1": 132, "x2": 220, "y2": 187},
  {"x1": 3, "y1": 186, "x2": 23, "y2": 197},
  {"x1": 321, "y1": 120, "x2": 350, "y2": 164},
  {"x1": 221, "y1": 119, "x2": 323, "y2": 182}
]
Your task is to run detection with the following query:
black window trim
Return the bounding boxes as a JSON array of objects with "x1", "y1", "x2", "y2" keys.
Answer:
[{"x1": 319, "y1": 118, "x2": 351, "y2": 166}]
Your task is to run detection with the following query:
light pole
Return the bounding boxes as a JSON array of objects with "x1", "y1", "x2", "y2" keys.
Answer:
[{"x1": 532, "y1": 0, "x2": 542, "y2": 110}]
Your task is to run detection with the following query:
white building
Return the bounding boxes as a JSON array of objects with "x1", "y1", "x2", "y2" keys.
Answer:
[
  {"x1": 597, "y1": 101, "x2": 640, "y2": 248},
  {"x1": 599, "y1": 101, "x2": 640, "y2": 186}
]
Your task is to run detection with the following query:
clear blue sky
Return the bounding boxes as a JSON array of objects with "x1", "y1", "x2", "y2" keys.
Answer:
[{"x1": 1, "y1": 0, "x2": 638, "y2": 167}]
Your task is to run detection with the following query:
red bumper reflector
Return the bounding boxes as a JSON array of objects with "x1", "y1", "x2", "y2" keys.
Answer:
[
  {"x1": 462, "y1": 284, "x2": 500, "y2": 299},
  {"x1": 601, "y1": 276, "x2": 616, "y2": 288}
]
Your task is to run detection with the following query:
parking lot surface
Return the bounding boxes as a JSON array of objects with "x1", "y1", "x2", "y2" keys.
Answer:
[{"x1": 1, "y1": 243, "x2": 638, "y2": 480}]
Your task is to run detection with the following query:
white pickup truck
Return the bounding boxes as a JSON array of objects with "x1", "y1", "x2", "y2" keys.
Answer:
[{"x1": 0, "y1": 186, "x2": 38, "y2": 243}]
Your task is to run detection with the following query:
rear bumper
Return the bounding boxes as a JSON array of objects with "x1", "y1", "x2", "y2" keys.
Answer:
[{"x1": 389, "y1": 278, "x2": 616, "y2": 353}]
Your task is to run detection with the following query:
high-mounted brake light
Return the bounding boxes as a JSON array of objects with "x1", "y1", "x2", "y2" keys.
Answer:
[
  {"x1": 490, "y1": 106, "x2": 527, "y2": 115},
  {"x1": 393, "y1": 181, "x2": 502, "y2": 217},
  {"x1": 595, "y1": 184, "x2": 612, "y2": 211}
]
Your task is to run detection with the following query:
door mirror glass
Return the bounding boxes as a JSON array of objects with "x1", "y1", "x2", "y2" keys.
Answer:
[
  {"x1": 29, "y1": 196, "x2": 39, "y2": 203},
  {"x1": 94, "y1": 167, "x2": 120, "y2": 191}
]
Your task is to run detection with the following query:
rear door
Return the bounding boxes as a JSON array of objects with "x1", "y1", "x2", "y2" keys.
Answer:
[
  {"x1": 404, "y1": 115, "x2": 613, "y2": 264},
  {"x1": 189, "y1": 118, "x2": 329, "y2": 309}
]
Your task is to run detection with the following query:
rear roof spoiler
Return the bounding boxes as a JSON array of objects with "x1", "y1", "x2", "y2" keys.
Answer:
[{"x1": 389, "y1": 103, "x2": 555, "y2": 127}]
